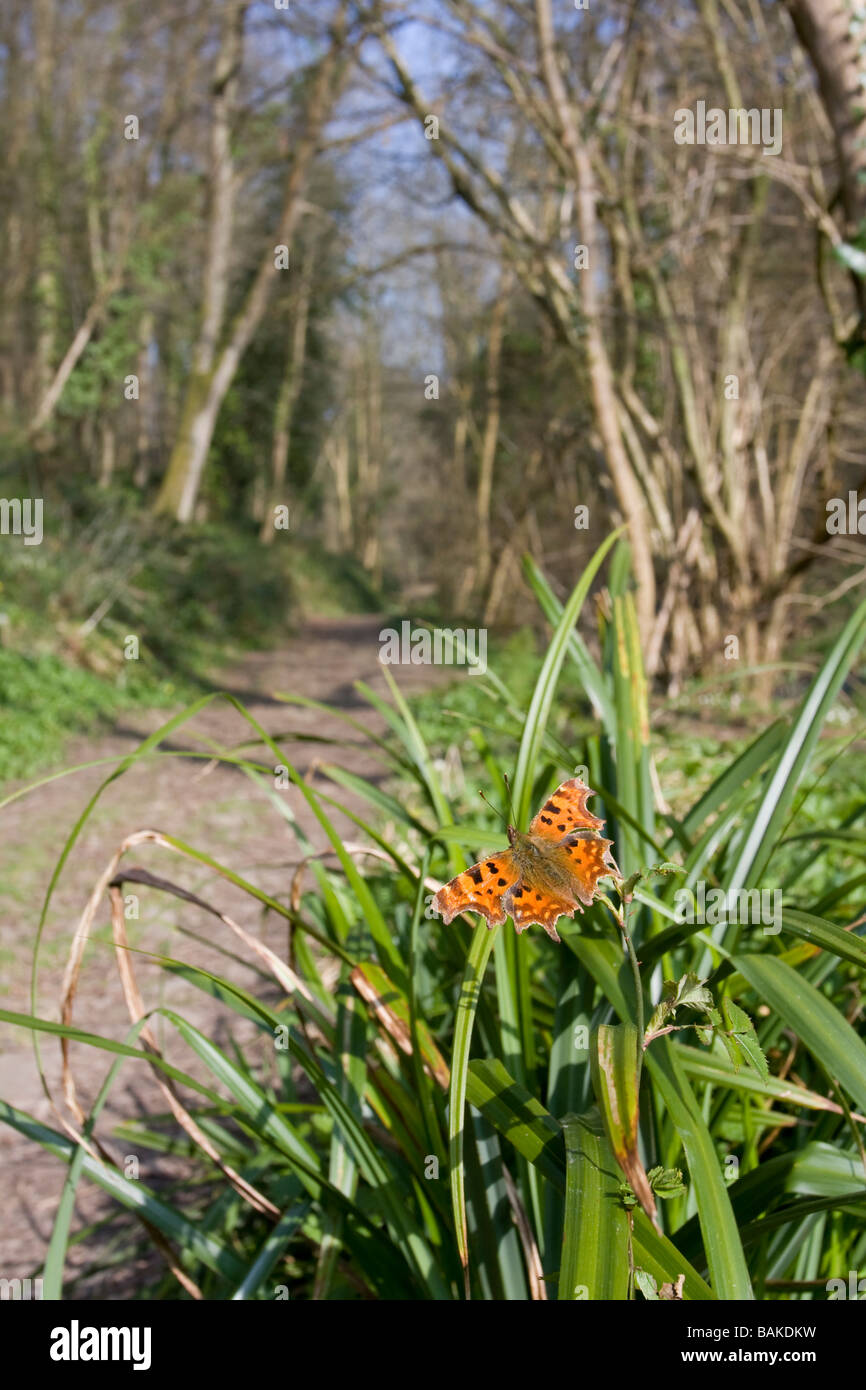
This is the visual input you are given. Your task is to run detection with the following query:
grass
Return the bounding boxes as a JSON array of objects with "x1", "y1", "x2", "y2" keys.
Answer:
[{"x1": 2, "y1": 533, "x2": 866, "y2": 1300}]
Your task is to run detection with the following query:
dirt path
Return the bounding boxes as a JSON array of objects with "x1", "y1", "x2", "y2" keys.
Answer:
[{"x1": 0, "y1": 616, "x2": 446, "y2": 1295}]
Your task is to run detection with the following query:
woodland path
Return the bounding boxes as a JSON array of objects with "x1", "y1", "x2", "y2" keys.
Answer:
[{"x1": 0, "y1": 615, "x2": 448, "y2": 1295}]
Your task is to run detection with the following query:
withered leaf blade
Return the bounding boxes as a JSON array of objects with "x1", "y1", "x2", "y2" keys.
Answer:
[
  {"x1": 590, "y1": 1021, "x2": 658, "y2": 1228},
  {"x1": 351, "y1": 961, "x2": 450, "y2": 1089}
]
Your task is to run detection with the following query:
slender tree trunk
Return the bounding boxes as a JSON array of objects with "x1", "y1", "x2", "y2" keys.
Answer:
[
  {"x1": 154, "y1": 9, "x2": 347, "y2": 521},
  {"x1": 98, "y1": 423, "x2": 116, "y2": 487},
  {"x1": 535, "y1": 0, "x2": 656, "y2": 636},
  {"x1": 362, "y1": 344, "x2": 383, "y2": 585},
  {"x1": 152, "y1": 0, "x2": 246, "y2": 519},
  {"x1": 260, "y1": 243, "x2": 315, "y2": 543},
  {"x1": 0, "y1": 15, "x2": 27, "y2": 415},
  {"x1": 352, "y1": 334, "x2": 384, "y2": 583},
  {"x1": 475, "y1": 277, "x2": 509, "y2": 596},
  {"x1": 30, "y1": 272, "x2": 124, "y2": 435},
  {"x1": 787, "y1": 1, "x2": 866, "y2": 251},
  {"x1": 133, "y1": 311, "x2": 155, "y2": 489},
  {"x1": 33, "y1": 0, "x2": 59, "y2": 425},
  {"x1": 330, "y1": 426, "x2": 353, "y2": 550}
]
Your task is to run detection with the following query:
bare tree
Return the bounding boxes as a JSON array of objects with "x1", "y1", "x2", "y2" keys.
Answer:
[
  {"x1": 154, "y1": 2, "x2": 355, "y2": 520},
  {"x1": 370, "y1": 0, "x2": 864, "y2": 680}
]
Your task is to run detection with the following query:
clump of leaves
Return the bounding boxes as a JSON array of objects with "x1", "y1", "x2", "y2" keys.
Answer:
[
  {"x1": 619, "y1": 1165, "x2": 687, "y2": 1209},
  {"x1": 634, "y1": 1270, "x2": 686, "y2": 1301},
  {"x1": 644, "y1": 972, "x2": 769, "y2": 1079}
]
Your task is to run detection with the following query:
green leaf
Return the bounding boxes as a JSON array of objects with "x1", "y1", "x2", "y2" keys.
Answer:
[
  {"x1": 722, "y1": 598, "x2": 866, "y2": 905},
  {"x1": 512, "y1": 529, "x2": 623, "y2": 828},
  {"x1": 232, "y1": 1201, "x2": 311, "y2": 1300},
  {"x1": 672, "y1": 973, "x2": 715, "y2": 1013},
  {"x1": 730, "y1": 954, "x2": 866, "y2": 1113},
  {"x1": 779, "y1": 908, "x2": 866, "y2": 972},
  {"x1": 635, "y1": 1269, "x2": 660, "y2": 1300},
  {"x1": 568, "y1": 936, "x2": 754, "y2": 1298},
  {"x1": 466, "y1": 1057, "x2": 564, "y2": 1188},
  {"x1": 679, "y1": 1047, "x2": 866, "y2": 1118},
  {"x1": 560, "y1": 1109, "x2": 630, "y2": 1300},
  {"x1": 721, "y1": 998, "x2": 769, "y2": 1080},
  {"x1": 466, "y1": 1059, "x2": 713, "y2": 1299},
  {"x1": 449, "y1": 922, "x2": 500, "y2": 1288},
  {"x1": 590, "y1": 1021, "x2": 657, "y2": 1224}
]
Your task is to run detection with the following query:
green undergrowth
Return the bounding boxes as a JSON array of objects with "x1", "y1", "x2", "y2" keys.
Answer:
[
  {"x1": 3, "y1": 534, "x2": 866, "y2": 1300},
  {"x1": 0, "y1": 496, "x2": 383, "y2": 781}
]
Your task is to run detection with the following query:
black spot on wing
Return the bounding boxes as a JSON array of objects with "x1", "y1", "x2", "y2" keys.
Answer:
[{"x1": 468, "y1": 866, "x2": 483, "y2": 884}]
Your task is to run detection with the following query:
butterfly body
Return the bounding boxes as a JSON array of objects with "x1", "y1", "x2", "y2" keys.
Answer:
[
  {"x1": 508, "y1": 827, "x2": 589, "y2": 894},
  {"x1": 431, "y1": 778, "x2": 618, "y2": 942}
]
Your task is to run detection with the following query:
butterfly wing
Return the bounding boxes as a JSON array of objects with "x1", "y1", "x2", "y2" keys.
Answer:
[
  {"x1": 528, "y1": 777, "x2": 605, "y2": 840},
  {"x1": 432, "y1": 780, "x2": 618, "y2": 942},
  {"x1": 505, "y1": 879, "x2": 578, "y2": 943},
  {"x1": 431, "y1": 849, "x2": 521, "y2": 927},
  {"x1": 524, "y1": 778, "x2": 619, "y2": 927},
  {"x1": 555, "y1": 833, "x2": 618, "y2": 906}
]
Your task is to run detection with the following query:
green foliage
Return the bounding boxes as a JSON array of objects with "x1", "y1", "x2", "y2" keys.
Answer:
[
  {"x1": 620, "y1": 1165, "x2": 687, "y2": 1210},
  {"x1": 3, "y1": 536, "x2": 866, "y2": 1300},
  {"x1": 646, "y1": 973, "x2": 769, "y2": 1081},
  {"x1": 0, "y1": 497, "x2": 381, "y2": 779},
  {"x1": 0, "y1": 647, "x2": 179, "y2": 781}
]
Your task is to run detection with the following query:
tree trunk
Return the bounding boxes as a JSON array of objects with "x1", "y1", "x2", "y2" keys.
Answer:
[
  {"x1": 787, "y1": 1, "x2": 866, "y2": 243},
  {"x1": 152, "y1": 0, "x2": 246, "y2": 520},
  {"x1": 475, "y1": 276, "x2": 509, "y2": 595},
  {"x1": 154, "y1": 8, "x2": 347, "y2": 521},
  {"x1": 98, "y1": 423, "x2": 115, "y2": 487},
  {"x1": 260, "y1": 243, "x2": 315, "y2": 543},
  {"x1": 33, "y1": 0, "x2": 59, "y2": 420}
]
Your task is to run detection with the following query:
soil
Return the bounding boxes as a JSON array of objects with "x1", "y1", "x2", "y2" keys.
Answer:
[{"x1": 0, "y1": 615, "x2": 448, "y2": 1297}]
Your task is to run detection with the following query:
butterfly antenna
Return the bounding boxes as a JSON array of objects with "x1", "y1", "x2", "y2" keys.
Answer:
[
  {"x1": 478, "y1": 788, "x2": 508, "y2": 828},
  {"x1": 502, "y1": 773, "x2": 517, "y2": 826}
]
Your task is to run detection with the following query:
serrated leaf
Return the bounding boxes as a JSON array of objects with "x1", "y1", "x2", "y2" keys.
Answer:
[
  {"x1": 673, "y1": 972, "x2": 715, "y2": 1013},
  {"x1": 635, "y1": 1269, "x2": 660, "y2": 1300},
  {"x1": 646, "y1": 997, "x2": 675, "y2": 1037},
  {"x1": 722, "y1": 998, "x2": 770, "y2": 1080},
  {"x1": 719, "y1": 1031, "x2": 745, "y2": 1072},
  {"x1": 648, "y1": 1165, "x2": 688, "y2": 1199}
]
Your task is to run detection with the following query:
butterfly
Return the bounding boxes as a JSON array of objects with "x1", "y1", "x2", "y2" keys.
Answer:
[{"x1": 431, "y1": 778, "x2": 618, "y2": 943}]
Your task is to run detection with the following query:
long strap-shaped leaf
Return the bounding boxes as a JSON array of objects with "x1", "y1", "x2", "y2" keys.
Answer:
[
  {"x1": 560, "y1": 1109, "x2": 630, "y2": 1299},
  {"x1": 521, "y1": 553, "x2": 615, "y2": 729},
  {"x1": 730, "y1": 952, "x2": 866, "y2": 1115},
  {"x1": 512, "y1": 529, "x2": 623, "y2": 828},
  {"x1": 466, "y1": 1058, "x2": 714, "y2": 1299},
  {"x1": 567, "y1": 936, "x2": 754, "y2": 1298},
  {"x1": 590, "y1": 1021, "x2": 657, "y2": 1224},
  {"x1": 722, "y1": 598, "x2": 866, "y2": 903},
  {"x1": 449, "y1": 919, "x2": 500, "y2": 1291}
]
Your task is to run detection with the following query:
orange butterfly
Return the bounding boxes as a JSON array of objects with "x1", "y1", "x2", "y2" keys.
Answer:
[{"x1": 431, "y1": 778, "x2": 618, "y2": 943}]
